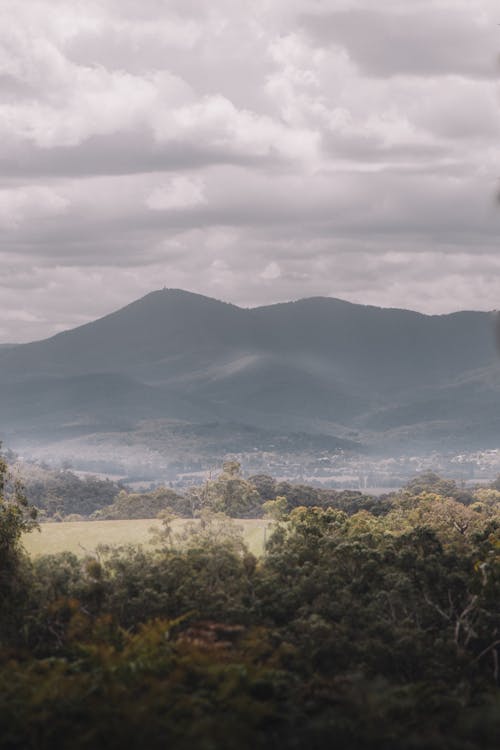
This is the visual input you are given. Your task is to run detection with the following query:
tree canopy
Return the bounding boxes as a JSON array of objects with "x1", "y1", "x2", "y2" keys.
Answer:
[{"x1": 1, "y1": 472, "x2": 500, "y2": 748}]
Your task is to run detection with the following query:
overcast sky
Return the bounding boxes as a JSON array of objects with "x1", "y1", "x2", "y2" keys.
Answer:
[{"x1": 1, "y1": 0, "x2": 500, "y2": 342}]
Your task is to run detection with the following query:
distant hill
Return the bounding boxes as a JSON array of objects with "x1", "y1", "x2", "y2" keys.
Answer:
[{"x1": 0, "y1": 289, "x2": 498, "y2": 458}]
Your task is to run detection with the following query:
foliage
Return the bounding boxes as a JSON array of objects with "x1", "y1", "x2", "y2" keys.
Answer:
[
  {"x1": 185, "y1": 462, "x2": 262, "y2": 518},
  {"x1": 93, "y1": 486, "x2": 184, "y2": 519},
  {"x1": 2, "y1": 471, "x2": 500, "y2": 747},
  {"x1": 402, "y1": 470, "x2": 474, "y2": 504},
  {"x1": 0, "y1": 453, "x2": 38, "y2": 641},
  {"x1": 262, "y1": 496, "x2": 288, "y2": 521},
  {"x1": 16, "y1": 463, "x2": 123, "y2": 516}
]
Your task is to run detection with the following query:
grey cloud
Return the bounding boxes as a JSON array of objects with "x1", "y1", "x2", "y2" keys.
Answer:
[
  {"x1": 320, "y1": 130, "x2": 452, "y2": 163},
  {"x1": 300, "y1": 9, "x2": 499, "y2": 79},
  {"x1": 65, "y1": 18, "x2": 271, "y2": 112},
  {"x1": 0, "y1": 131, "x2": 282, "y2": 180},
  {"x1": 2, "y1": 166, "x2": 497, "y2": 277},
  {"x1": 0, "y1": 74, "x2": 39, "y2": 101},
  {"x1": 0, "y1": 0, "x2": 499, "y2": 342}
]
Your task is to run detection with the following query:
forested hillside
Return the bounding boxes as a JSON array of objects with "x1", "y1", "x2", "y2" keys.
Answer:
[
  {"x1": 1, "y1": 289, "x2": 498, "y2": 457},
  {"x1": 11, "y1": 462, "x2": 123, "y2": 518}
]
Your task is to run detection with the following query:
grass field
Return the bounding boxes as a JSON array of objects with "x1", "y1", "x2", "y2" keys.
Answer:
[{"x1": 23, "y1": 518, "x2": 271, "y2": 558}]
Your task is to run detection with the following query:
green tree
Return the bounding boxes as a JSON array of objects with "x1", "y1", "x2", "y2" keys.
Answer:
[
  {"x1": 197, "y1": 462, "x2": 262, "y2": 518},
  {"x1": 94, "y1": 487, "x2": 183, "y2": 520},
  {"x1": 262, "y1": 496, "x2": 288, "y2": 521},
  {"x1": 0, "y1": 452, "x2": 38, "y2": 640},
  {"x1": 248, "y1": 473, "x2": 276, "y2": 502}
]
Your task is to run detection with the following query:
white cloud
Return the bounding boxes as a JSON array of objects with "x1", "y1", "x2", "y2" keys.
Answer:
[
  {"x1": 146, "y1": 175, "x2": 206, "y2": 210},
  {"x1": 261, "y1": 262, "x2": 281, "y2": 280},
  {"x1": 152, "y1": 93, "x2": 320, "y2": 164},
  {"x1": 0, "y1": 186, "x2": 68, "y2": 229}
]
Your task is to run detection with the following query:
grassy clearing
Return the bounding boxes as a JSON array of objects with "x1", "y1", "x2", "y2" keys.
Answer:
[{"x1": 23, "y1": 518, "x2": 271, "y2": 558}]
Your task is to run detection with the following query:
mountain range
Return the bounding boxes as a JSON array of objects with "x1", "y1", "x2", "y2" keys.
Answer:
[{"x1": 1, "y1": 289, "x2": 499, "y2": 466}]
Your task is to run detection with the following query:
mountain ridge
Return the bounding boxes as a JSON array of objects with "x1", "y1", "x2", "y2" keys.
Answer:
[
  {"x1": 0, "y1": 288, "x2": 498, "y2": 458},
  {"x1": 3, "y1": 288, "x2": 492, "y2": 350}
]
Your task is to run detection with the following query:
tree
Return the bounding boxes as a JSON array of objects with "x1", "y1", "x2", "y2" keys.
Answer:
[
  {"x1": 0, "y1": 452, "x2": 38, "y2": 640},
  {"x1": 194, "y1": 462, "x2": 262, "y2": 518},
  {"x1": 262, "y1": 496, "x2": 288, "y2": 521},
  {"x1": 94, "y1": 487, "x2": 184, "y2": 520},
  {"x1": 0, "y1": 454, "x2": 38, "y2": 565},
  {"x1": 248, "y1": 474, "x2": 276, "y2": 502}
]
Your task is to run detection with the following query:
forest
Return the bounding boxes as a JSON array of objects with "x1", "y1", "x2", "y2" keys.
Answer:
[
  {"x1": 1, "y1": 455, "x2": 500, "y2": 749},
  {"x1": 10, "y1": 458, "x2": 424, "y2": 521}
]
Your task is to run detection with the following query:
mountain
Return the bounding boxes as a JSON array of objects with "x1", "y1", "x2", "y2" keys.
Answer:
[{"x1": 0, "y1": 289, "x2": 498, "y2": 461}]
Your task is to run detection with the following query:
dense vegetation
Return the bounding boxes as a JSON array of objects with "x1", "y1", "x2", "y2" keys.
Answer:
[
  {"x1": 16, "y1": 462, "x2": 123, "y2": 518},
  {"x1": 2, "y1": 455, "x2": 500, "y2": 748},
  {"x1": 13, "y1": 456, "x2": 487, "y2": 524},
  {"x1": 19, "y1": 459, "x2": 386, "y2": 521}
]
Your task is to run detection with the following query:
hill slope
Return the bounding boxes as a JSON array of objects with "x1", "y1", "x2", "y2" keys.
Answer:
[{"x1": 0, "y1": 289, "x2": 498, "y2": 455}]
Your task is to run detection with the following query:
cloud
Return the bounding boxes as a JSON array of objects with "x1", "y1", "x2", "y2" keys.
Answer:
[
  {"x1": 152, "y1": 94, "x2": 320, "y2": 164},
  {"x1": 300, "y1": 6, "x2": 499, "y2": 79},
  {"x1": 261, "y1": 261, "x2": 282, "y2": 280},
  {"x1": 146, "y1": 175, "x2": 206, "y2": 211},
  {"x1": 0, "y1": 0, "x2": 499, "y2": 342},
  {"x1": 0, "y1": 186, "x2": 68, "y2": 229}
]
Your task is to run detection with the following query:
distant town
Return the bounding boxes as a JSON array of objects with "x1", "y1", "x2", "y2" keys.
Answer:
[
  {"x1": 171, "y1": 448, "x2": 500, "y2": 493},
  {"x1": 15, "y1": 445, "x2": 500, "y2": 493}
]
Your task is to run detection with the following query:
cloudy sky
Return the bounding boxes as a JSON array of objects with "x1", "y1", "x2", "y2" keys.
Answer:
[{"x1": 1, "y1": 0, "x2": 499, "y2": 342}]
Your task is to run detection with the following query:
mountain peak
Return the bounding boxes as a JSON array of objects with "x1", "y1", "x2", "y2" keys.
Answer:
[
  {"x1": 0, "y1": 289, "x2": 498, "y2": 453},
  {"x1": 142, "y1": 288, "x2": 230, "y2": 303}
]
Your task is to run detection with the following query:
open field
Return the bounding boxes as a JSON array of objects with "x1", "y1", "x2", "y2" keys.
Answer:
[{"x1": 23, "y1": 518, "x2": 271, "y2": 558}]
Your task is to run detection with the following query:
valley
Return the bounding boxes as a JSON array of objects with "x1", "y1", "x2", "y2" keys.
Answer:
[{"x1": 1, "y1": 289, "x2": 499, "y2": 478}]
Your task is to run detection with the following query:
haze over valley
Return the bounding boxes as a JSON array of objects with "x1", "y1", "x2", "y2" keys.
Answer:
[{"x1": 2, "y1": 288, "x2": 499, "y2": 485}]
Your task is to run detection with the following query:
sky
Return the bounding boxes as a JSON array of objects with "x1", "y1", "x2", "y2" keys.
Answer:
[{"x1": 1, "y1": 0, "x2": 500, "y2": 342}]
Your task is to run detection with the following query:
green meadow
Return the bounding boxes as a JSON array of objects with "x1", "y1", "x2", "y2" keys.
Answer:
[{"x1": 23, "y1": 518, "x2": 271, "y2": 558}]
